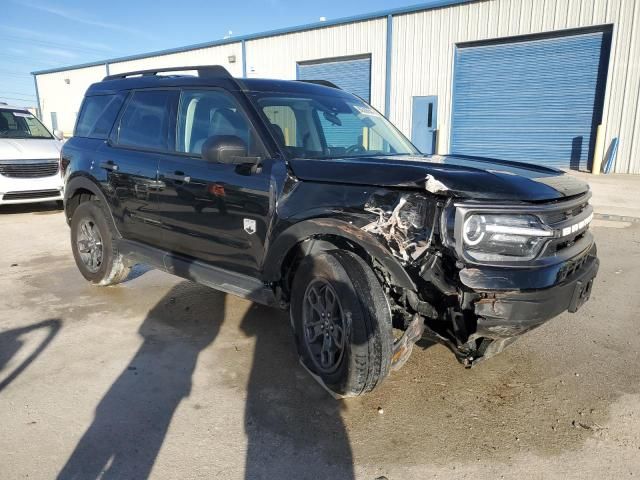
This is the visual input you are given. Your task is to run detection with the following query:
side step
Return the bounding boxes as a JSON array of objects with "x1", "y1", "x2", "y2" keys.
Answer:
[{"x1": 118, "y1": 239, "x2": 277, "y2": 306}]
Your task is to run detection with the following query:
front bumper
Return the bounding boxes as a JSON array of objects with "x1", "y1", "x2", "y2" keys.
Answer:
[
  {"x1": 0, "y1": 174, "x2": 64, "y2": 205},
  {"x1": 472, "y1": 247, "x2": 599, "y2": 338},
  {"x1": 0, "y1": 188, "x2": 63, "y2": 204},
  {"x1": 422, "y1": 243, "x2": 600, "y2": 367}
]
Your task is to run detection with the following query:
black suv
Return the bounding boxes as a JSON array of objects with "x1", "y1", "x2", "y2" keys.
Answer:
[{"x1": 62, "y1": 66, "x2": 599, "y2": 397}]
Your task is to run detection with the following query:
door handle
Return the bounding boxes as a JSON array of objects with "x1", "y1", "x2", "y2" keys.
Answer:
[
  {"x1": 164, "y1": 171, "x2": 191, "y2": 183},
  {"x1": 99, "y1": 161, "x2": 119, "y2": 171}
]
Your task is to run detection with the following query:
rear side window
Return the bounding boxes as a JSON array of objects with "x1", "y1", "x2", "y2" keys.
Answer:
[
  {"x1": 116, "y1": 90, "x2": 178, "y2": 151},
  {"x1": 75, "y1": 94, "x2": 124, "y2": 139}
]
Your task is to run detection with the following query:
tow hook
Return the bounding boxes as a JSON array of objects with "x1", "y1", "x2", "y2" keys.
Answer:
[{"x1": 391, "y1": 314, "x2": 425, "y2": 371}]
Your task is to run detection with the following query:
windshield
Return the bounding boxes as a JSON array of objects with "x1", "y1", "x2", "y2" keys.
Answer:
[
  {"x1": 250, "y1": 91, "x2": 418, "y2": 159},
  {"x1": 0, "y1": 109, "x2": 53, "y2": 139}
]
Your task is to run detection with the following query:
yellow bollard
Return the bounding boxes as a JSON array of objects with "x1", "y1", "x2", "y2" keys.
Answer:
[{"x1": 591, "y1": 124, "x2": 604, "y2": 175}]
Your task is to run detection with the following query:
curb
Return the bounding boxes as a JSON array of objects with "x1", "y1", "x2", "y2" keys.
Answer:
[{"x1": 593, "y1": 213, "x2": 640, "y2": 223}]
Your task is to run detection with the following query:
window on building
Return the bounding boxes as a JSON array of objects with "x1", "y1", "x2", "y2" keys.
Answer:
[
  {"x1": 75, "y1": 94, "x2": 124, "y2": 139},
  {"x1": 117, "y1": 90, "x2": 178, "y2": 150}
]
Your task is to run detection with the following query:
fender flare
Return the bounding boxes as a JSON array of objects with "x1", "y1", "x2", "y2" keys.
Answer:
[
  {"x1": 262, "y1": 218, "x2": 416, "y2": 290},
  {"x1": 64, "y1": 175, "x2": 121, "y2": 235}
]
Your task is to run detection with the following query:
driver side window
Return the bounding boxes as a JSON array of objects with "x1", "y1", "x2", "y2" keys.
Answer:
[{"x1": 176, "y1": 90, "x2": 265, "y2": 157}]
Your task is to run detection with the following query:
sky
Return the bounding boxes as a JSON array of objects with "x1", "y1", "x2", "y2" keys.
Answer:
[{"x1": 1, "y1": 0, "x2": 432, "y2": 109}]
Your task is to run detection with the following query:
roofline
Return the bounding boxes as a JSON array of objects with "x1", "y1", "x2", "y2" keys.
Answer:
[{"x1": 31, "y1": 0, "x2": 473, "y2": 76}]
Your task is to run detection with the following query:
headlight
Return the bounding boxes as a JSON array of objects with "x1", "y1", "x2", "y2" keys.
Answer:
[{"x1": 461, "y1": 214, "x2": 553, "y2": 261}]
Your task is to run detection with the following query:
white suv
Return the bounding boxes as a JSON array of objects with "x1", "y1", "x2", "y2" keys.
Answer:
[{"x1": 0, "y1": 105, "x2": 64, "y2": 206}]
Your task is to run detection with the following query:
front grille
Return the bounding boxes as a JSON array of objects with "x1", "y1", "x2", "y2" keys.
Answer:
[
  {"x1": 3, "y1": 189, "x2": 61, "y2": 201},
  {"x1": 538, "y1": 193, "x2": 593, "y2": 256},
  {"x1": 539, "y1": 199, "x2": 590, "y2": 225},
  {"x1": 0, "y1": 161, "x2": 59, "y2": 178}
]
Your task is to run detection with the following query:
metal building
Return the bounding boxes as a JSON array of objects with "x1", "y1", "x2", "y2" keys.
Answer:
[{"x1": 32, "y1": 0, "x2": 640, "y2": 174}]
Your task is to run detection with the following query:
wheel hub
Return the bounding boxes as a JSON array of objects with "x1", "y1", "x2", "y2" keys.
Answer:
[
  {"x1": 302, "y1": 279, "x2": 347, "y2": 374},
  {"x1": 77, "y1": 219, "x2": 103, "y2": 273}
]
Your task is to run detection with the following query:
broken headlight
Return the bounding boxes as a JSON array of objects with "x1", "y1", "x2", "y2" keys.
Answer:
[{"x1": 461, "y1": 214, "x2": 553, "y2": 262}]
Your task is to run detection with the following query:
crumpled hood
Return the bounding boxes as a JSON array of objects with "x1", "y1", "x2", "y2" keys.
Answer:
[
  {"x1": 0, "y1": 138, "x2": 62, "y2": 161},
  {"x1": 288, "y1": 154, "x2": 590, "y2": 201}
]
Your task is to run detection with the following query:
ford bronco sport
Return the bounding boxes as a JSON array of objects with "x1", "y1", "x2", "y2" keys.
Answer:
[{"x1": 62, "y1": 66, "x2": 599, "y2": 397}]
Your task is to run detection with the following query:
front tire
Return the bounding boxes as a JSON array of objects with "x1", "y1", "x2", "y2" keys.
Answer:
[
  {"x1": 291, "y1": 250, "x2": 393, "y2": 396},
  {"x1": 70, "y1": 200, "x2": 130, "y2": 286}
]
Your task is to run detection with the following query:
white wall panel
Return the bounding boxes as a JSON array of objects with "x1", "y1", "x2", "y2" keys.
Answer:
[
  {"x1": 35, "y1": 65, "x2": 106, "y2": 135},
  {"x1": 392, "y1": 0, "x2": 640, "y2": 174},
  {"x1": 245, "y1": 19, "x2": 387, "y2": 112},
  {"x1": 108, "y1": 43, "x2": 243, "y2": 77},
  {"x1": 35, "y1": 0, "x2": 639, "y2": 173}
]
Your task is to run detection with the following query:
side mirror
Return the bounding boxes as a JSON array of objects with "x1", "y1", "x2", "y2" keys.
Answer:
[
  {"x1": 53, "y1": 129, "x2": 64, "y2": 141},
  {"x1": 201, "y1": 135, "x2": 250, "y2": 164}
]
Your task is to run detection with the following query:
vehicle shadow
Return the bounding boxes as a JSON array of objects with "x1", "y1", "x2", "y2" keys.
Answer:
[
  {"x1": 56, "y1": 283, "x2": 224, "y2": 479},
  {"x1": 55, "y1": 278, "x2": 357, "y2": 480},
  {"x1": 240, "y1": 302, "x2": 354, "y2": 480},
  {"x1": 0, "y1": 318, "x2": 62, "y2": 393}
]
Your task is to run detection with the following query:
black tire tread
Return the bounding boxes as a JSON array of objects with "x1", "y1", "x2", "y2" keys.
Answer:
[
  {"x1": 71, "y1": 199, "x2": 130, "y2": 286},
  {"x1": 331, "y1": 250, "x2": 393, "y2": 394},
  {"x1": 291, "y1": 250, "x2": 393, "y2": 396}
]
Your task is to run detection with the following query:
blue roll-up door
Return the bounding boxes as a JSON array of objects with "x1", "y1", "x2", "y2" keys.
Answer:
[
  {"x1": 297, "y1": 56, "x2": 371, "y2": 102},
  {"x1": 451, "y1": 31, "x2": 608, "y2": 169}
]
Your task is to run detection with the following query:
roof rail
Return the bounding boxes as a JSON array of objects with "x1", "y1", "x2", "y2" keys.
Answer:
[
  {"x1": 103, "y1": 65, "x2": 233, "y2": 81},
  {"x1": 296, "y1": 79, "x2": 342, "y2": 90}
]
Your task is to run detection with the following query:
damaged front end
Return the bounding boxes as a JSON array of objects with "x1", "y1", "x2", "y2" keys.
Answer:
[{"x1": 361, "y1": 184, "x2": 598, "y2": 369}]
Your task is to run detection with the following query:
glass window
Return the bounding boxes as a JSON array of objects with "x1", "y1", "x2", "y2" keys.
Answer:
[
  {"x1": 0, "y1": 109, "x2": 53, "y2": 139},
  {"x1": 263, "y1": 105, "x2": 297, "y2": 147},
  {"x1": 117, "y1": 90, "x2": 178, "y2": 150},
  {"x1": 75, "y1": 94, "x2": 124, "y2": 139},
  {"x1": 176, "y1": 89, "x2": 265, "y2": 157},
  {"x1": 251, "y1": 91, "x2": 418, "y2": 159}
]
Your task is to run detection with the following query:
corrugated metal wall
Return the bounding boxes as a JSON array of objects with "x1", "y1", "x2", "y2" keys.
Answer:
[
  {"x1": 108, "y1": 43, "x2": 242, "y2": 76},
  {"x1": 391, "y1": 0, "x2": 640, "y2": 174},
  {"x1": 35, "y1": 65, "x2": 107, "y2": 135},
  {"x1": 34, "y1": 0, "x2": 640, "y2": 173},
  {"x1": 245, "y1": 19, "x2": 387, "y2": 113},
  {"x1": 35, "y1": 44, "x2": 242, "y2": 134}
]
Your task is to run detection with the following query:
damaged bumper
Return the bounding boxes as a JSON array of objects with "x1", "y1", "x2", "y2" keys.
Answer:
[
  {"x1": 441, "y1": 245, "x2": 599, "y2": 366},
  {"x1": 472, "y1": 249, "x2": 599, "y2": 338},
  {"x1": 357, "y1": 188, "x2": 600, "y2": 368}
]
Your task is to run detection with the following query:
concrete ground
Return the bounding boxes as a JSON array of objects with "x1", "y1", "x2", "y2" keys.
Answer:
[
  {"x1": 568, "y1": 171, "x2": 640, "y2": 220},
  {"x1": 1, "y1": 202, "x2": 639, "y2": 480}
]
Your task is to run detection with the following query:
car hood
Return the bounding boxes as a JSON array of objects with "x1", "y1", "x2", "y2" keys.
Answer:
[
  {"x1": 288, "y1": 154, "x2": 590, "y2": 201},
  {"x1": 0, "y1": 138, "x2": 62, "y2": 161}
]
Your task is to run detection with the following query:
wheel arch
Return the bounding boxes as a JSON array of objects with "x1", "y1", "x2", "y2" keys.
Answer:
[
  {"x1": 262, "y1": 218, "x2": 416, "y2": 296},
  {"x1": 64, "y1": 175, "x2": 120, "y2": 236}
]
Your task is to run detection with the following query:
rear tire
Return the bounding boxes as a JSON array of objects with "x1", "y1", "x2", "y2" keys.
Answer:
[
  {"x1": 70, "y1": 200, "x2": 130, "y2": 286},
  {"x1": 290, "y1": 250, "x2": 393, "y2": 396}
]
